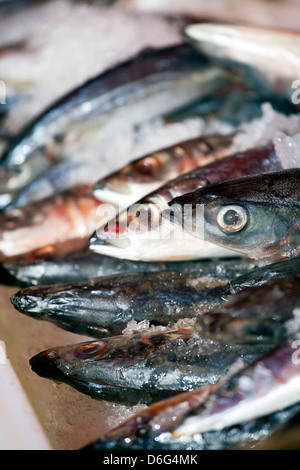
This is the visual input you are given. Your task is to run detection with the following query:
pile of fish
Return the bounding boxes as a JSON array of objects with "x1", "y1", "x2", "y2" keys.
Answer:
[{"x1": 2, "y1": 0, "x2": 300, "y2": 451}]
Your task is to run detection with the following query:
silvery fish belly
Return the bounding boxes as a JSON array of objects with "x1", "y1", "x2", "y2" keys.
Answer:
[
  {"x1": 184, "y1": 23, "x2": 300, "y2": 98},
  {"x1": 29, "y1": 326, "x2": 269, "y2": 405},
  {"x1": 0, "y1": 44, "x2": 228, "y2": 210},
  {"x1": 168, "y1": 168, "x2": 300, "y2": 261},
  {"x1": 90, "y1": 144, "x2": 283, "y2": 261}
]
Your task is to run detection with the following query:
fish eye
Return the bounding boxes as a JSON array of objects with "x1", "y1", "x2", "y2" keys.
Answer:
[
  {"x1": 216, "y1": 205, "x2": 248, "y2": 233},
  {"x1": 135, "y1": 156, "x2": 158, "y2": 176},
  {"x1": 7, "y1": 164, "x2": 30, "y2": 189},
  {"x1": 2, "y1": 209, "x2": 24, "y2": 229}
]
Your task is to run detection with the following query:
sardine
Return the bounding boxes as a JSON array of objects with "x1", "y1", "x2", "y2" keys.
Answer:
[
  {"x1": 90, "y1": 144, "x2": 284, "y2": 261},
  {"x1": 0, "y1": 185, "x2": 103, "y2": 260},
  {"x1": 10, "y1": 259, "x2": 251, "y2": 337},
  {"x1": 29, "y1": 326, "x2": 269, "y2": 405},
  {"x1": 167, "y1": 168, "x2": 300, "y2": 261},
  {"x1": 93, "y1": 134, "x2": 235, "y2": 209},
  {"x1": 0, "y1": 44, "x2": 228, "y2": 209},
  {"x1": 184, "y1": 23, "x2": 300, "y2": 98}
]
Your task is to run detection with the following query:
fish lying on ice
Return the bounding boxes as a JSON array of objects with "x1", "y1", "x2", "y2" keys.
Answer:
[
  {"x1": 90, "y1": 144, "x2": 285, "y2": 261},
  {"x1": 82, "y1": 337, "x2": 300, "y2": 450},
  {"x1": 29, "y1": 325, "x2": 270, "y2": 405},
  {"x1": 0, "y1": 133, "x2": 234, "y2": 261},
  {"x1": 167, "y1": 168, "x2": 300, "y2": 261},
  {"x1": 10, "y1": 257, "x2": 253, "y2": 337},
  {"x1": 0, "y1": 43, "x2": 229, "y2": 210}
]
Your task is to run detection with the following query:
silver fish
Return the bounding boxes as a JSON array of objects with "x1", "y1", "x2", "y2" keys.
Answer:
[
  {"x1": 184, "y1": 23, "x2": 300, "y2": 98},
  {"x1": 0, "y1": 44, "x2": 229, "y2": 210}
]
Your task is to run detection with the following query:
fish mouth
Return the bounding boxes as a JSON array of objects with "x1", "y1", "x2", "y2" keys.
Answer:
[
  {"x1": 10, "y1": 291, "x2": 41, "y2": 315},
  {"x1": 89, "y1": 230, "x2": 130, "y2": 250},
  {"x1": 30, "y1": 350, "x2": 65, "y2": 381}
]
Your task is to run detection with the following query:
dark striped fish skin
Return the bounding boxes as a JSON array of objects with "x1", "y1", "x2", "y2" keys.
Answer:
[
  {"x1": 29, "y1": 326, "x2": 270, "y2": 405},
  {"x1": 0, "y1": 44, "x2": 227, "y2": 210},
  {"x1": 10, "y1": 266, "x2": 239, "y2": 338},
  {"x1": 168, "y1": 168, "x2": 300, "y2": 261}
]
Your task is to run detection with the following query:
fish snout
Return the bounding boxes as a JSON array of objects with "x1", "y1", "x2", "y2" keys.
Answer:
[{"x1": 10, "y1": 290, "x2": 41, "y2": 315}]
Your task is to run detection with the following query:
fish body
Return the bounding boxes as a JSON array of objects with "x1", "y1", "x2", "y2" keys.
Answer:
[
  {"x1": 173, "y1": 338, "x2": 300, "y2": 438},
  {"x1": 83, "y1": 338, "x2": 300, "y2": 450},
  {"x1": 0, "y1": 44, "x2": 228, "y2": 209},
  {"x1": 2, "y1": 250, "x2": 254, "y2": 287},
  {"x1": 184, "y1": 23, "x2": 300, "y2": 98},
  {"x1": 10, "y1": 261, "x2": 246, "y2": 337},
  {"x1": 195, "y1": 271, "x2": 300, "y2": 344},
  {"x1": 90, "y1": 144, "x2": 283, "y2": 261},
  {"x1": 29, "y1": 326, "x2": 269, "y2": 405},
  {"x1": 0, "y1": 185, "x2": 103, "y2": 260},
  {"x1": 168, "y1": 168, "x2": 300, "y2": 261}
]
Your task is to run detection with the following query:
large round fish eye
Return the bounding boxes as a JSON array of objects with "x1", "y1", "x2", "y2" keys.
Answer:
[{"x1": 216, "y1": 205, "x2": 248, "y2": 233}]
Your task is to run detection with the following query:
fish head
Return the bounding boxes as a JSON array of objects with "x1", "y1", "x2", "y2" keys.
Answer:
[
  {"x1": 0, "y1": 202, "x2": 50, "y2": 259},
  {"x1": 93, "y1": 152, "x2": 173, "y2": 207},
  {"x1": 0, "y1": 141, "x2": 53, "y2": 209},
  {"x1": 167, "y1": 169, "x2": 300, "y2": 261}
]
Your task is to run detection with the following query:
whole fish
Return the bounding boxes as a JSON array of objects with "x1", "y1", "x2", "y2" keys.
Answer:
[
  {"x1": 29, "y1": 326, "x2": 269, "y2": 405},
  {"x1": 83, "y1": 339, "x2": 300, "y2": 450},
  {"x1": 93, "y1": 134, "x2": 235, "y2": 209},
  {"x1": 90, "y1": 144, "x2": 284, "y2": 261},
  {"x1": 9, "y1": 258, "x2": 253, "y2": 337},
  {"x1": 184, "y1": 23, "x2": 300, "y2": 98},
  {"x1": 0, "y1": 184, "x2": 103, "y2": 260},
  {"x1": 167, "y1": 168, "x2": 300, "y2": 261},
  {"x1": 0, "y1": 44, "x2": 228, "y2": 210}
]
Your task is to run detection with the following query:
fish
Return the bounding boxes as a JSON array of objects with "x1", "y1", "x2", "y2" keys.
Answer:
[
  {"x1": 82, "y1": 338, "x2": 300, "y2": 450},
  {"x1": 195, "y1": 272, "x2": 300, "y2": 345},
  {"x1": 89, "y1": 144, "x2": 284, "y2": 261},
  {"x1": 0, "y1": 43, "x2": 229, "y2": 210},
  {"x1": 93, "y1": 134, "x2": 235, "y2": 210},
  {"x1": 2, "y1": 249, "x2": 254, "y2": 287},
  {"x1": 184, "y1": 23, "x2": 300, "y2": 98},
  {"x1": 172, "y1": 337, "x2": 300, "y2": 439},
  {"x1": 29, "y1": 325, "x2": 270, "y2": 405},
  {"x1": 9, "y1": 258, "x2": 254, "y2": 337},
  {"x1": 167, "y1": 168, "x2": 300, "y2": 261},
  {"x1": 0, "y1": 184, "x2": 103, "y2": 261}
]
